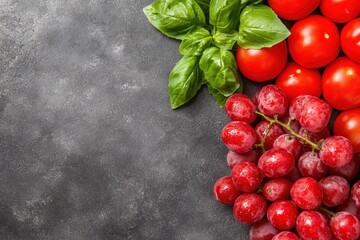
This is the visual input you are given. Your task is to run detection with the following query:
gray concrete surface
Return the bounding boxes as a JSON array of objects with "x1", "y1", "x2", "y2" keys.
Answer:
[{"x1": 0, "y1": 1, "x2": 257, "y2": 239}]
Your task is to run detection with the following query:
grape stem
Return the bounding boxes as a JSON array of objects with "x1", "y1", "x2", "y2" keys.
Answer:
[
  {"x1": 317, "y1": 205, "x2": 335, "y2": 217},
  {"x1": 254, "y1": 111, "x2": 322, "y2": 151},
  {"x1": 254, "y1": 122, "x2": 275, "y2": 153}
]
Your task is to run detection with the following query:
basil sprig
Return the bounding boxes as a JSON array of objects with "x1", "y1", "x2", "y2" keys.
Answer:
[{"x1": 144, "y1": 0, "x2": 290, "y2": 109}]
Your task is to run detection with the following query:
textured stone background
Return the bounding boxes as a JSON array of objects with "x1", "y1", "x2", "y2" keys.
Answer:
[{"x1": 0, "y1": 1, "x2": 256, "y2": 239}]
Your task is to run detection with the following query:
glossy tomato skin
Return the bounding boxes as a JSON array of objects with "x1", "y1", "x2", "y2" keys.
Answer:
[
  {"x1": 268, "y1": 0, "x2": 320, "y2": 20},
  {"x1": 288, "y1": 15, "x2": 340, "y2": 69},
  {"x1": 236, "y1": 41, "x2": 287, "y2": 82},
  {"x1": 276, "y1": 62, "x2": 321, "y2": 101},
  {"x1": 341, "y1": 18, "x2": 360, "y2": 64},
  {"x1": 320, "y1": 0, "x2": 360, "y2": 23},
  {"x1": 334, "y1": 108, "x2": 360, "y2": 153},
  {"x1": 322, "y1": 57, "x2": 360, "y2": 111}
]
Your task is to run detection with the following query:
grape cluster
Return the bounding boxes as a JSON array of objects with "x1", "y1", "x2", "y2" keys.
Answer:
[{"x1": 214, "y1": 85, "x2": 360, "y2": 240}]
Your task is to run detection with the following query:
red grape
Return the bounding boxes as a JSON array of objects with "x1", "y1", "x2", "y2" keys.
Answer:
[
  {"x1": 267, "y1": 200, "x2": 299, "y2": 230},
  {"x1": 258, "y1": 148, "x2": 295, "y2": 178},
  {"x1": 254, "y1": 85, "x2": 289, "y2": 117},
  {"x1": 222, "y1": 121, "x2": 257, "y2": 154},
  {"x1": 351, "y1": 180, "x2": 360, "y2": 208},
  {"x1": 330, "y1": 212, "x2": 360, "y2": 240},
  {"x1": 226, "y1": 150, "x2": 260, "y2": 169},
  {"x1": 319, "y1": 175, "x2": 350, "y2": 207},
  {"x1": 262, "y1": 178, "x2": 292, "y2": 202},
  {"x1": 272, "y1": 231, "x2": 300, "y2": 240},
  {"x1": 232, "y1": 162, "x2": 262, "y2": 192},
  {"x1": 249, "y1": 218, "x2": 279, "y2": 240},
  {"x1": 233, "y1": 193, "x2": 267, "y2": 224},
  {"x1": 273, "y1": 134, "x2": 302, "y2": 160},
  {"x1": 289, "y1": 95, "x2": 317, "y2": 120},
  {"x1": 319, "y1": 136, "x2": 354, "y2": 168},
  {"x1": 296, "y1": 210, "x2": 332, "y2": 240},
  {"x1": 298, "y1": 151, "x2": 328, "y2": 180},
  {"x1": 225, "y1": 93, "x2": 257, "y2": 123},
  {"x1": 298, "y1": 97, "x2": 332, "y2": 133},
  {"x1": 213, "y1": 176, "x2": 242, "y2": 206},
  {"x1": 290, "y1": 177, "x2": 323, "y2": 210}
]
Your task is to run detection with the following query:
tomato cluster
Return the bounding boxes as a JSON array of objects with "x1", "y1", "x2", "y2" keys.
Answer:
[{"x1": 235, "y1": 0, "x2": 360, "y2": 153}]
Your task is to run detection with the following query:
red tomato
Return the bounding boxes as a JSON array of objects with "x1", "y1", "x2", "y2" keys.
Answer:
[
  {"x1": 334, "y1": 108, "x2": 360, "y2": 153},
  {"x1": 320, "y1": 0, "x2": 360, "y2": 23},
  {"x1": 322, "y1": 57, "x2": 360, "y2": 111},
  {"x1": 341, "y1": 18, "x2": 360, "y2": 64},
  {"x1": 236, "y1": 41, "x2": 287, "y2": 82},
  {"x1": 275, "y1": 62, "x2": 321, "y2": 101},
  {"x1": 268, "y1": 0, "x2": 320, "y2": 20},
  {"x1": 288, "y1": 15, "x2": 340, "y2": 69}
]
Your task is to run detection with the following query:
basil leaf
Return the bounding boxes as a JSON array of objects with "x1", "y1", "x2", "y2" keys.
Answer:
[
  {"x1": 169, "y1": 56, "x2": 202, "y2": 109},
  {"x1": 143, "y1": 0, "x2": 206, "y2": 40},
  {"x1": 194, "y1": 0, "x2": 210, "y2": 21},
  {"x1": 238, "y1": 4, "x2": 290, "y2": 49},
  {"x1": 206, "y1": 83, "x2": 227, "y2": 108},
  {"x1": 200, "y1": 68, "x2": 207, "y2": 85},
  {"x1": 209, "y1": 0, "x2": 242, "y2": 33},
  {"x1": 179, "y1": 26, "x2": 212, "y2": 56},
  {"x1": 243, "y1": 0, "x2": 263, "y2": 5},
  {"x1": 212, "y1": 30, "x2": 238, "y2": 50},
  {"x1": 199, "y1": 46, "x2": 241, "y2": 97}
]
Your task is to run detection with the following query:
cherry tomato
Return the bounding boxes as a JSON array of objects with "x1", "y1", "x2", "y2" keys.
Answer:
[
  {"x1": 320, "y1": 0, "x2": 360, "y2": 23},
  {"x1": 334, "y1": 108, "x2": 360, "y2": 153},
  {"x1": 341, "y1": 18, "x2": 360, "y2": 64},
  {"x1": 322, "y1": 57, "x2": 360, "y2": 111},
  {"x1": 268, "y1": 0, "x2": 320, "y2": 20},
  {"x1": 275, "y1": 62, "x2": 321, "y2": 101},
  {"x1": 236, "y1": 41, "x2": 287, "y2": 82},
  {"x1": 288, "y1": 15, "x2": 340, "y2": 69}
]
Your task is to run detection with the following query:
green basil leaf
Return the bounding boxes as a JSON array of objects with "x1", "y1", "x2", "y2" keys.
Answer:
[
  {"x1": 169, "y1": 56, "x2": 202, "y2": 109},
  {"x1": 199, "y1": 46, "x2": 241, "y2": 97},
  {"x1": 212, "y1": 30, "x2": 238, "y2": 50},
  {"x1": 238, "y1": 4, "x2": 290, "y2": 49},
  {"x1": 143, "y1": 0, "x2": 206, "y2": 40},
  {"x1": 200, "y1": 68, "x2": 207, "y2": 85},
  {"x1": 206, "y1": 83, "x2": 227, "y2": 108},
  {"x1": 243, "y1": 0, "x2": 263, "y2": 5},
  {"x1": 179, "y1": 26, "x2": 212, "y2": 56},
  {"x1": 209, "y1": 0, "x2": 242, "y2": 33},
  {"x1": 194, "y1": 0, "x2": 210, "y2": 21}
]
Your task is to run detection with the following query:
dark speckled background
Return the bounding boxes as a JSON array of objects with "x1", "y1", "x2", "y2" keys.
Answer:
[{"x1": 0, "y1": 1, "x2": 263, "y2": 239}]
